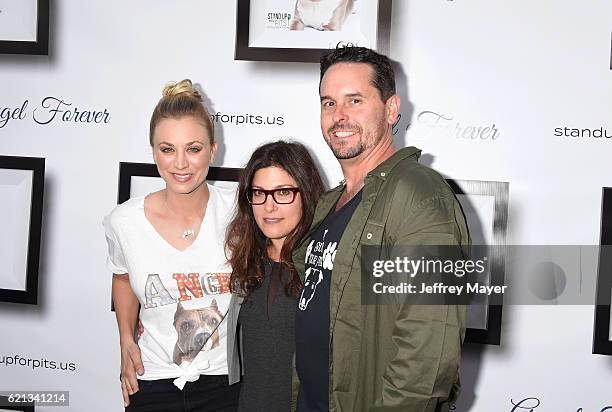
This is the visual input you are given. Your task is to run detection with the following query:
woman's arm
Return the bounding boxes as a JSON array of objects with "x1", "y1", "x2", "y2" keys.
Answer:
[{"x1": 112, "y1": 273, "x2": 144, "y2": 407}]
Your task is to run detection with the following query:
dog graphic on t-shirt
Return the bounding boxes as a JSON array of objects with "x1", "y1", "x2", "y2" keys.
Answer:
[
  {"x1": 300, "y1": 234, "x2": 338, "y2": 311},
  {"x1": 299, "y1": 267, "x2": 323, "y2": 310},
  {"x1": 172, "y1": 299, "x2": 223, "y2": 365}
]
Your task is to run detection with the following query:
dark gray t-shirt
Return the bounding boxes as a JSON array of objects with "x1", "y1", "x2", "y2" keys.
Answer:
[{"x1": 238, "y1": 261, "x2": 297, "y2": 412}]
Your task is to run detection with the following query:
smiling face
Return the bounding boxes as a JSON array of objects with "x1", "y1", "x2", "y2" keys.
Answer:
[
  {"x1": 152, "y1": 116, "x2": 217, "y2": 195},
  {"x1": 251, "y1": 166, "x2": 303, "y2": 252},
  {"x1": 320, "y1": 62, "x2": 398, "y2": 161}
]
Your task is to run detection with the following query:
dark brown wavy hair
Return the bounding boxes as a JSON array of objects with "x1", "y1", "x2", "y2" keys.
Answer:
[{"x1": 226, "y1": 141, "x2": 325, "y2": 300}]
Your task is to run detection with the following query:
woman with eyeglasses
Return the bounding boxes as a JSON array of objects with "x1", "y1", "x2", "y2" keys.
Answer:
[{"x1": 225, "y1": 141, "x2": 325, "y2": 412}]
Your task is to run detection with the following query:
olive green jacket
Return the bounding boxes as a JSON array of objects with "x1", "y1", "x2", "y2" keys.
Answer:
[{"x1": 292, "y1": 147, "x2": 470, "y2": 412}]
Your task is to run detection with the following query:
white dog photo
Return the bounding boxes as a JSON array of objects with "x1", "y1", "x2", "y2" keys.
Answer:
[{"x1": 290, "y1": 0, "x2": 355, "y2": 31}]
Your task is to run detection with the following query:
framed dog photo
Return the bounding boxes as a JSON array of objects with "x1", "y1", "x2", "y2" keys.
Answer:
[
  {"x1": 235, "y1": 0, "x2": 393, "y2": 62},
  {"x1": 446, "y1": 179, "x2": 509, "y2": 346},
  {"x1": 0, "y1": 0, "x2": 49, "y2": 55},
  {"x1": 0, "y1": 156, "x2": 45, "y2": 305},
  {"x1": 110, "y1": 162, "x2": 242, "y2": 311},
  {"x1": 593, "y1": 187, "x2": 612, "y2": 355}
]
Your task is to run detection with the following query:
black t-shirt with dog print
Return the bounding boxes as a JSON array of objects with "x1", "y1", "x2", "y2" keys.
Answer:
[{"x1": 295, "y1": 189, "x2": 362, "y2": 412}]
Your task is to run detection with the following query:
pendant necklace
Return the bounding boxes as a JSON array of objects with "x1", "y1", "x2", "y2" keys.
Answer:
[
  {"x1": 164, "y1": 198, "x2": 198, "y2": 240},
  {"x1": 181, "y1": 229, "x2": 195, "y2": 239},
  {"x1": 163, "y1": 192, "x2": 204, "y2": 240}
]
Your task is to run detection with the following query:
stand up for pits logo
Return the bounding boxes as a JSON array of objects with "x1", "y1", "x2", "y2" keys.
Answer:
[{"x1": 266, "y1": 12, "x2": 292, "y2": 28}]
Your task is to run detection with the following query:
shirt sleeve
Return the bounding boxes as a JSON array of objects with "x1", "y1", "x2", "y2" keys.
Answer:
[
  {"x1": 102, "y1": 214, "x2": 128, "y2": 275},
  {"x1": 372, "y1": 195, "x2": 468, "y2": 412}
]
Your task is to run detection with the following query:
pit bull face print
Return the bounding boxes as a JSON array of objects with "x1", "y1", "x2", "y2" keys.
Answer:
[
  {"x1": 298, "y1": 267, "x2": 323, "y2": 310},
  {"x1": 172, "y1": 299, "x2": 223, "y2": 365}
]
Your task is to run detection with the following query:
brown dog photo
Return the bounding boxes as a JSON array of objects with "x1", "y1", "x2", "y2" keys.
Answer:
[{"x1": 172, "y1": 299, "x2": 223, "y2": 365}]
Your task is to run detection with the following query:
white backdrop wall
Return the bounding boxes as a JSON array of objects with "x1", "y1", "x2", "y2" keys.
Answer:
[{"x1": 1, "y1": 1, "x2": 611, "y2": 411}]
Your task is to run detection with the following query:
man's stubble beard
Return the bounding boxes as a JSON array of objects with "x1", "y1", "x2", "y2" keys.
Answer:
[
  {"x1": 330, "y1": 139, "x2": 366, "y2": 159},
  {"x1": 326, "y1": 118, "x2": 389, "y2": 160}
]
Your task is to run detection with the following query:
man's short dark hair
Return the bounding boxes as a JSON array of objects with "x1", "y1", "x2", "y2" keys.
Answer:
[{"x1": 320, "y1": 46, "x2": 396, "y2": 102}]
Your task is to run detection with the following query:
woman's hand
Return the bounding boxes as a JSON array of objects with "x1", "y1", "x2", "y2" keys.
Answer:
[
  {"x1": 120, "y1": 338, "x2": 144, "y2": 406},
  {"x1": 112, "y1": 273, "x2": 142, "y2": 407}
]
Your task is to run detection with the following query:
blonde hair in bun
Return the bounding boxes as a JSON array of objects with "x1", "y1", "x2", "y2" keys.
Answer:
[
  {"x1": 149, "y1": 79, "x2": 214, "y2": 146},
  {"x1": 162, "y1": 79, "x2": 202, "y2": 100}
]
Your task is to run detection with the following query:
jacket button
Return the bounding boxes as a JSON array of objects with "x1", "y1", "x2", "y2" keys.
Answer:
[
  {"x1": 366, "y1": 233, "x2": 373, "y2": 239},
  {"x1": 380, "y1": 172, "x2": 386, "y2": 177}
]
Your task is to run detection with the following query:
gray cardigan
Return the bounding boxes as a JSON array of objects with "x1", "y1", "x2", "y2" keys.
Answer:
[{"x1": 226, "y1": 292, "x2": 243, "y2": 384}]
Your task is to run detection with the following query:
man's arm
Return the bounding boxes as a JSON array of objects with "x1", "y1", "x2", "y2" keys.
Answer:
[{"x1": 372, "y1": 195, "x2": 469, "y2": 412}]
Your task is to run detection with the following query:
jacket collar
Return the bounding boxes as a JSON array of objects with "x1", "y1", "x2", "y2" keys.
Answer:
[
  {"x1": 331, "y1": 146, "x2": 422, "y2": 189},
  {"x1": 318, "y1": 146, "x2": 422, "y2": 220},
  {"x1": 367, "y1": 146, "x2": 421, "y2": 181}
]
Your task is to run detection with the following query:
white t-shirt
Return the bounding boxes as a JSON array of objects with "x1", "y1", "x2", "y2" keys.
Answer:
[{"x1": 103, "y1": 183, "x2": 236, "y2": 389}]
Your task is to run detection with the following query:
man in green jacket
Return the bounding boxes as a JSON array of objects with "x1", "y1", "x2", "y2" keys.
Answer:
[{"x1": 293, "y1": 46, "x2": 470, "y2": 412}]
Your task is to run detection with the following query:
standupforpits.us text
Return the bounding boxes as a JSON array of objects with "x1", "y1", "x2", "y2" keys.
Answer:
[
  {"x1": 554, "y1": 126, "x2": 612, "y2": 139},
  {"x1": 210, "y1": 111, "x2": 284, "y2": 126},
  {"x1": 1, "y1": 354, "x2": 77, "y2": 372}
]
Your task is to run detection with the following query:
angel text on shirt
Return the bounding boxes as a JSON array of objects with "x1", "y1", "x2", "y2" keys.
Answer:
[{"x1": 143, "y1": 272, "x2": 231, "y2": 309}]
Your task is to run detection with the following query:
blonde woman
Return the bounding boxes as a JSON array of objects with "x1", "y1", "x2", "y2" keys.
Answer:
[{"x1": 104, "y1": 80, "x2": 240, "y2": 411}]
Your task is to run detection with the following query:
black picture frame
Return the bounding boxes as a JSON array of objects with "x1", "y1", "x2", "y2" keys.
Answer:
[
  {"x1": 593, "y1": 187, "x2": 612, "y2": 355},
  {"x1": 110, "y1": 162, "x2": 242, "y2": 311},
  {"x1": 235, "y1": 0, "x2": 392, "y2": 62},
  {"x1": 0, "y1": 0, "x2": 49, "y2": 55},
  {"x1": 446, "y1": 179, "x2": 509, "y2": 346},
  {"x1": 0, "y1": 395, "x2": 35, "y2": 411},
  {"x1": 0, "y1": 155, "x2": 45, "y2": 305},
  {"x1": 117, "y1": 162, "x2": 241, "y2": 204}
]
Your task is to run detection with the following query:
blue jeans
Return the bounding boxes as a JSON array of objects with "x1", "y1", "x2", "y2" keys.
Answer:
[{"x1": 126, "y1": 375, "x2": 240, "y2": 412}]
